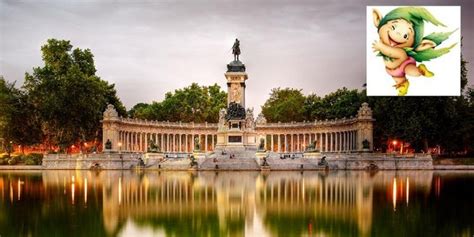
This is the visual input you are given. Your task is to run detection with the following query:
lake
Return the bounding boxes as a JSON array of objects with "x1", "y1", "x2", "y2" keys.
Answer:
[{"x1": 0, "y1": 170, "x2": 473, "y2": 237}]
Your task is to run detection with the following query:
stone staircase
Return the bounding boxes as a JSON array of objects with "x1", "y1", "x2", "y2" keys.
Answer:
[
  {"x1": 266, "y1": 155, "x2": 322, "y2": 170},
  {"x1": 250, "y1": 152, "x2": 318, "y2": 170},
  {"x1": 200, "y1": 157, "x2": 260, "y2": 170},
  {"x1": 201, "y1": 148, "x2": 260, "y2": 170}
]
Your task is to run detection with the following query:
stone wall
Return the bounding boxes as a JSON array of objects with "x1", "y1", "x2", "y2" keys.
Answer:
[
  {"x1": 43, "y1": 153, "x2": 143, "y2": 170},
  {"x1": 41, "y1": 152, "x2": 433, "y2": 170}
]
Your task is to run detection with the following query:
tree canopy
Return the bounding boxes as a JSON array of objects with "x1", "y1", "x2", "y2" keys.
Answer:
[
  {"x1": 129, "y1": 83, "x2": 227, "y2": 123},
  {"x1": 10, "y1": 39, "x2": 127, "y2": 150},
  {"x1": 261, "y1": 87, "x2": 365, "y2": 123},
  {"x1": 0, "y1": 77, "x2": 42, "y2": 151}
]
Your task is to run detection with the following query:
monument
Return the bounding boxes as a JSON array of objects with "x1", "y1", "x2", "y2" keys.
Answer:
[{"x1": 215, "y1": 39, "x2": 258, "y2": 153}]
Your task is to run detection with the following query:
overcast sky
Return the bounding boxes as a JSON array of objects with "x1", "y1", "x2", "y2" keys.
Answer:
[{"x1": 1, "y1": 0, "x2": 473, "y2": 115}]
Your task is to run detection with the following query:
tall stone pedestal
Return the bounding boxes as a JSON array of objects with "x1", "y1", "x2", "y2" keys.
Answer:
[{"x1": 215, "y1": 59, "x2": 258, "y2": 155}]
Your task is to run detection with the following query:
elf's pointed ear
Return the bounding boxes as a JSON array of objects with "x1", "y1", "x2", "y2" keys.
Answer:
[
  {"x1": 372, "y1": 9, "x2": 382, "y2": 28},
  {"x1": 415, "y1": 39, "x2": 436, "y2": 51}
]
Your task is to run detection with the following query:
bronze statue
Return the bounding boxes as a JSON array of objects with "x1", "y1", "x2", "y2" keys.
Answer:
[
  {"x1": 194, "y1": 137, "x2": 201, "y2": 151},
  {"x1": 147, "y1": 139, "x2": 160, "y2": 153},
  {"x1": 258, "y1": 138, "x2": 265, "y2": 151},
  {"x1": 232, "y1": 38, "x2": 241, "y2": 61},
  {"x1": 105, "y1": 139, "x2": 112, "y2": 150}
]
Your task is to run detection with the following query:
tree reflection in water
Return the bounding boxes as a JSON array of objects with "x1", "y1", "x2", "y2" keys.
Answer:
[{"x1": 0, "y1": 170, "x2": 473, "y2": 237}]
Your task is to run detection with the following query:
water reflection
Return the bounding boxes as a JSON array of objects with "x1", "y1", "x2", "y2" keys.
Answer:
[{"x1": 0, "y1": 170, "x2": 473, "y2": 237}]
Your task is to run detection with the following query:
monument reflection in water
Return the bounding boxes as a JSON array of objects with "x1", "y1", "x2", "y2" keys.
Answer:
[{"x1": 0, "y1": 171, "x2": 473, "y2": 237}]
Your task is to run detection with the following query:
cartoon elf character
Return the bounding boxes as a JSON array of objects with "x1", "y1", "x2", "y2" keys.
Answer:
[{"x1": 371, "y1": 7, "x2": 457, "y2": 96}]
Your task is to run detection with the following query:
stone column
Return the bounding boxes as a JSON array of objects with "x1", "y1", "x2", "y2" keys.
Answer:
[
  {"x1": 165, "y1": 134, "x2": 168, "y2": 152},
  {"x1": 160, "y1": 133, "x2": 164, "y2": 152},
  {"x1": 349, "y1": 131, "x2": 354, "y2": 151},
  {"x1": 350, "y1": 131, "x2": 354, "y2": 151},
  {"x1": 131, "y1": 132, "x2": 134, "y2": 151},
  {"x1": 290, "y1": 134, "x2": 293, "y2": 152},
  {"x1": 352, "y1": 131, "x2": 355, "y2": 151},
  {"x1": 145, "y1": 133, "x2": 148, "y2": 152},
  {"x1": 303, "y1": 133, "x2": 306, "y2": 151},
  {"x1": 270, "y1": 134, "x2": 274, "y2": 152},
  {"x1": 137, "y1": 132, "x2": 140, "y2": 151},
  {"x1": 140, "y1": 133, "x2": 143, "y2": 152},
  {"x1": 341, "y1": 132, "x2": 345, "y2": 151},
  {"x1": 278, "y1": 134, "x2": 281, "y2": 152},
  {"x1": 205, "y1": 134, "x2": 208, "y2": 152},
  {"x1": 296, "y1": 134, "x2": 299, "y2": 152},
  {"x1": 136, "y1": 132, "x2": 138, "y2": 151},
  {"x1": 124, "y1": 132, "x2": 127, "y2": 151},
  {"x1": 174, "y1": 134, "x2": 177, "y2": 152},
  {"x1": 346, "y1": 131, "x2": 349, "y2": 151},
  {"x1": 129, "y1": 132, "x2": 132, "y2": 151},
  {"x1": 298, "y1": 134, "x2": 300, "y2": 152},
  {"x1": 324, "y1": 133, "x2": 328, "y2": 152},
  {"x1": 330, "y1": 132, "x2": 334, "y2": 152},
  {"x1": 130, "y1": 132, "x2": 133, "y2": 151},
  {"x1": 327, "y1": 132, "x2": 332, "y2": 152},
  {"x1": 347, "y1": 131, "x2": 350, "y2": 151},
  {"x1": 141, "y1": 132, "x2": 144, "y2": 151},
  {"x1": 185, "y1": 134, "x2": 188, "y2": 152},
  {"x1": 325, "y1": 133, "x2": 328, "y2": 152},
  {"x1": 317, "y1": 133, "x2": 320, "y2": 151},
  {"x1": 198, "y1": 134, "x2": 201, "y2": 151},
  {"x1": 211, "y1": 134, "x2": 214, "y2": 151},
  {"x1": 179, "y1": 133, "x2": 182, "y2": 152},
  {"x1": 170, "y1": 134, "x2": 173, "y2": 152},
  {"x1": 135, "y1": 132, "x2": 139, "y2": 151}
]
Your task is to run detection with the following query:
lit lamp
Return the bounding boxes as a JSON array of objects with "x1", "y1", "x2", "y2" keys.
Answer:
[
  {"x1": 392, "y1": 140, "x2": 397, "y2": 153},
  {"x1": 83, "y1": 142, "x2": 88, "y2": 154}
]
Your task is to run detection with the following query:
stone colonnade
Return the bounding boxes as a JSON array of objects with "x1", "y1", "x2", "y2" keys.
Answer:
[
  {"x1": 113, "y1": 119, "x2": 218, "y2": 153},
  {"x1": 106, "y1": 118, "x2": 361, "y2": 153},
  {"x1": 102, "y1": 103, "x2": 374, "y2": 153},
  {"x1": 117, "y1": 129, "x2": 217, "y2": 153},
  {"x1": 254, "y1": 130, "x2": 358, "y2": 153}
]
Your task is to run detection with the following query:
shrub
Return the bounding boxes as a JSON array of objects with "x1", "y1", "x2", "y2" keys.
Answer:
[
  {"x1": 7, "y1": 157, "x2": 17, "y2": 165},
  {"x1": 0, "y1": 159, "x2": 6, "y2": 165},
  {"x1": 25, "y1": 158, "x2": 36, "y2": 165},
  {"x1": 15, "y1": 154, "x2": 26, "y2": 162},
  {"x1": 27, "y1": 153, "x2": 43, "y2": 165},
  {"x1": 1, "y1": 154, "x2": 9, "y2": 160}
]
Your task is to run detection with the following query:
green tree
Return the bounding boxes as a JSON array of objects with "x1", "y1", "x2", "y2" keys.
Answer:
[
  {"x1": 129, "y1": 83, "x2": 227, "y2": 123},
  {"x1": 261, "y1": 88, "x2": 306, "y2": 122},
  {"x1": 0, "y1": 77, "x2": 42, "y2": 152},
  {"x1": 305, "y1": 87, "x2": 366, "y2": 121},
  {"x1": 23, "y1": 39, "x2": 126, "y2": 151}
]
